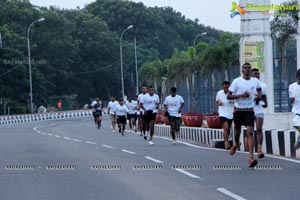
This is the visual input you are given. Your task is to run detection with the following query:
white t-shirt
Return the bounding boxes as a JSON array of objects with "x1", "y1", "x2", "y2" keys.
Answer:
[
  {"x1": 216, "y1": 90, "x2": 234, "y2": 119},
  {"x1": 254, "y1": 81, "x2": 267, "y2": 114},
  {"x1": 138, "y1": 93, "x2": 148, "y2": 114},
  {"x1": 126, "y1": 100, "x2": 138, "y2": 114},
  {"x1": 140, "y1": 93, "x2": 160, "y2": 113},
  {"x1": 115, "y1": 104, "x2": 129, "y2": 116},
  {"x1": 108, "y1": 101, "x2": 119, "y2": 115},
  {"x1": 164, "y1": 95, "x2": 184, "y2": 117},
  {"x1": 289, "y1": 82, "x2": 300, "y2": 114},
  {"x1": 91, "y1": 100, "x2": 97, "y2": 107},
  {"x1": 229, "y1": 77, "x2": 261, "y2": 108}
]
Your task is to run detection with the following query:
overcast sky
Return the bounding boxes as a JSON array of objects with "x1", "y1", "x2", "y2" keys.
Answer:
[{"x1": 30, "y1": 0, "x2": 285, "y2": 33}]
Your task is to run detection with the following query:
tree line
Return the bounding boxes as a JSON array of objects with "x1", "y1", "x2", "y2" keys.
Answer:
[{"x1": 6, "y1": 0, "x2": 298, "y2": 113}]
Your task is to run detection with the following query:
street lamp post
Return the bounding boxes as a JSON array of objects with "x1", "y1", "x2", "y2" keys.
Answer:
[
  {"x1": 27, "y1": 17, "x2": 45, "y2": 113},
  {"x1": 120, "y1": 25, "x2": 133, "y2": 99},
  {"x1": 193, "y1": 32, "x2": 207, "y2": 47},
  {"x1": 134, "y1": 36, "x2": 138, "y2": 95}
]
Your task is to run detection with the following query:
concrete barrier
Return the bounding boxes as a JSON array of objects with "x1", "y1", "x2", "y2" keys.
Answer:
[
  {"x1": 155, "y1": 124, "x2": 300, "y2": 159},
  {"x1": 0, "y1": 110, "x2": 93, "y2": 126}
]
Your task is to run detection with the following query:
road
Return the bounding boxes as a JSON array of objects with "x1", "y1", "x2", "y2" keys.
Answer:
[{"x1": 0, "y1": 115, "x2": 299, "y2": 200}]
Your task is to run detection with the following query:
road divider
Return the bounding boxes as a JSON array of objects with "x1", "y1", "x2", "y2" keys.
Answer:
[
  {"x1": 155, "y1": 125, "x2": 300, "y2": 159},
  {"x1": 0, "y1": 110, "x2": 93, "y2": 125}
]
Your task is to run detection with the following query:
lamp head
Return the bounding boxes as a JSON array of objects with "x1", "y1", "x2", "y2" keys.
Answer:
[{"x1": 127, "y1": 25, "x2": 133, "y2": 29}]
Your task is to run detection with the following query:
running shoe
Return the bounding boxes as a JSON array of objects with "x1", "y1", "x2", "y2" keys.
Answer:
[
  {"x1": 248, "y1": 158, "x2": 258, "y2": 168},
  {"x1": 140, "y1": 133, "x2": 143, "y2": 136},
  {"x1": 172, "y1": 140, "x2": 177, "y2": 145},
  {"x1": 257, "y1": 151, "x2": 265, "y2": 159},
  {"x1": 294, "y1": 136, "x2": 300, "y2": 150},
  {"x1": 112, "y1": 130, "x2": 116, "y2": 133},
  {"x1": 148, "y1": 141, "x2": 154, "y2": 145},
  {"x1": 230, "y1": 143, "x2": 240, "y2": 155},
  {"x1": 144, "y1": 136, "x2": 147, "y2": 140}
]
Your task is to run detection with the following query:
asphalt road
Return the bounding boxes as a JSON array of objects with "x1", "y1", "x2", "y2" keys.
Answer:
[{"x1": 0, "y1": 115, "x2": 299, "y2": 200}]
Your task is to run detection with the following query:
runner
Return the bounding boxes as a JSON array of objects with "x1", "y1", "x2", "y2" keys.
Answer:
[
  {"x1": 125, "y1": 96, "x2": 138, "y2": 132},
  {"x1": 289, "y1": 69, "x2": 300, "y2": 149},
  {"x1": 91, "y1": 97, "x2": 98, "y2": 125},
  {"x1": 107, "y1": 96, "x2": 119, "y2": 132},
  {"x1": 115, "y1": 98, "x2": 129, "y2": 136},
  {"x1": 138, "y1": 85, "x2": 148, "y2": 139},
  {"x1": 140, "y1": 85, "x2": 160, "y2": 145},
  {"x1": 216, "y1": 81, "x2": 234, "y2": 150},
  {"x1": 227, "y1": 63, "x2": 262, "y2": 167},
  {"x1": 163, "y1": 87, "x2": 184, "y2": 145},
  {"x1": 93, "y1": 98, "x2": 103, "y2": 129},
  {"x1": 251, "y1": 68, "x2": 268, "y2": 158}
]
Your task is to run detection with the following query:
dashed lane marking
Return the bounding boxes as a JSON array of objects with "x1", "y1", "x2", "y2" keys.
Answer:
[
  {"x1": 145, "y1": 156, "x2": 163, "y2": 163},
  {"x1": 121, "y1": 149, "x2": 137, "y2": 155},
  {"x1": 86, "y1": 141, "x2": 97, "y2": 145},
  {"x1": 102, "y1": 145, "x2": 116, "y2": 149},
  {"x1": 174, "y1": 169, "x2": 203, "y2": 180},
  {"x1": 217, "y1": 188, "x2": 247, "y2": 200}
]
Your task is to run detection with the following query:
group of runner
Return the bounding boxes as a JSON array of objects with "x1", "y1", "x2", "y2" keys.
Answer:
[
  {"x1": 216, "y1": 63, "x2": 268, "y2": 168},
  {"x1": 90, "y1": 62, "x2": 300, "y2": 168},
  {"x1": 91, "y1": 84, "x2": 185, "y2": 146}
]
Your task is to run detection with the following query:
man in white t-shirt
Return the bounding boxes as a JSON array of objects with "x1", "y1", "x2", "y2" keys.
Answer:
[
  {"x1": 108, "y1": 96, "x2": 119, "y2": 132},
  {"x1": 251, "y1": 68, "x2": 268, "y2": 158},
  {"x1": 289, "y1": 69, "x2": 300, "y2": 149},
  {"x1": 227, "y1": 63, "x2": 262, "y2": 168},
  {"x1": 164, "y1": 87, "x2": 184, "y2": 145},
  {"x1": 126, "y1": 96, "x2": 138, "y2": 132},
  {"x1": 140, "y1": 85, "x2": 160, "y2": 145},
  {"x1": 115, "y1": 98, "x2": 129, "y2": 136},
  {"x1": 138, "y1": 85, "x2": 148, "y2": 139},
  {"x1": 216, "y1": 81, "x2": 234, "y2": 150}
]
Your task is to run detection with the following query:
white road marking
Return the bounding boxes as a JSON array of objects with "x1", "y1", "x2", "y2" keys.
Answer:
[
  {"x1": 217, "y1": 188, "x2": 247, "y2": 200},
  {"x1": 73, "y1": 139, "x2": 82, "y2": 142},
  {"x1": 174, "y1": 169, "x2": 203, "y2": 179},
  {"x1": 86, "y1": 141, "x2": 97, "y2": 145},
  {"x1": 145, "y1": 156, "x2": 163, "y2": 163},
  {"x1": 40, "y1": 132, "x2": 46, "y2": 135},
  {"x1": 175, "y1": 169, "x2": 204, "y2": 180},
  {"x1": 102, "y1": 145, "x2": 116, "y2": 149},
  {"x1": 54, "y1": 135, "x2": 61, "y2": 138},
  {"x1": 64, "y1": 137, "x2": 71, "y2": 140},
  {"x1": 47, "y1": 134, "x2": 53, "y2": 136},
  {"x1": 33, "y1": 126, "x2": 44, "y2": 131},
  {"x1": 121, "y1": 149, "x2": 137, "y2": 155}
]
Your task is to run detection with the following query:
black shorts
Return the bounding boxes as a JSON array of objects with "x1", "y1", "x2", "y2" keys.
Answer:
[
  {"x1": 127, "y1": 113, "x2": 137, "y2": 120},
  {"x1": 144, "y1": 110, "x2": 156, "y2": 124},
  {"x1": 233, "y1": 110, "x2": 255, "y2": 127},
  {"x1": 219, "y1": 117, "x2": 232, "y2": 127},
  {"x1": 94, "y1": 110, "x2": 102, "y2": 117},
  {"x1": 117, "y1": 115, "x2": 127, "y2": 125}
]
